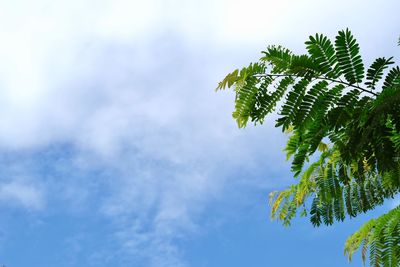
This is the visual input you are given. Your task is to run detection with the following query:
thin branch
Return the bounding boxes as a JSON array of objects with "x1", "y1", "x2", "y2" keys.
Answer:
[{"x1": 254, "y1": 74, "x2": 378, "y2": 96}]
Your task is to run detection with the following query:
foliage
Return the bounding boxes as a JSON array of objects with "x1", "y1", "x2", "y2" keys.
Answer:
[{"x1": 217, "y1": 29, "x2": 400, "y2": 266}]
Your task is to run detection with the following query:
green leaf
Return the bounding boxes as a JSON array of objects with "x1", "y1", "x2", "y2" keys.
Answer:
[
  {"x1": 383, "y1": 66, "x2": 400, "y2": 90},
  {"x1": 305, "y1": 33, "x2": 339, "y2": 78},
  {"x1": 261, "y1": 45, "x2": 293, "y2": 73},
  {"x1": 365, "y1": 57, "x2": 394, "y2": 90},
  {"x1": 335, "y1": 29, "x2": 364, "y2": 84},
  {"x1": 253, "y1": 76, "x2": 294, "y2": 123},
  {"x1": 232, "y1": 76, "x2": 259, "y2": 128}
]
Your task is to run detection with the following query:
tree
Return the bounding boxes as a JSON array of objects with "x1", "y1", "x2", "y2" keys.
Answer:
[{"x1": 217, "y1": 29, "x2": 400, "y2": 266}]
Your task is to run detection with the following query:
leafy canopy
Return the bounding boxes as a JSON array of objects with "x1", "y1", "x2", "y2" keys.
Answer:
[{"x1": 217, "y1": 29, "x2": 400, "y2": 267}]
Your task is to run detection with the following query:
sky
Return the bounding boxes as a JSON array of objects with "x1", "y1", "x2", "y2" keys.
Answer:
[{"x1": 0, "y1": 0, "x2": 399, "y2": 266}]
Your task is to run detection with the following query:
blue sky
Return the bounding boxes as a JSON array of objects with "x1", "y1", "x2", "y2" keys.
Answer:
[{"x1": 0, "y1": 0, "x2": 399, "y2": 266}]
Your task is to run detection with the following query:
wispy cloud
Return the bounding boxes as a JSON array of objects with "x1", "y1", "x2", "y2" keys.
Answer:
[
  {"x1": 0, "y1": 181, "x2": 44, "y2": 210},
  {"x1": 0, "y1": 31, "x2": 288, "y2": 265}
]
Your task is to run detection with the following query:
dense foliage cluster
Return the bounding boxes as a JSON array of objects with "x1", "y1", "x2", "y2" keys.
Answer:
[{"x1": 217, "y1": 29, "x2": 400, "y2": 266}]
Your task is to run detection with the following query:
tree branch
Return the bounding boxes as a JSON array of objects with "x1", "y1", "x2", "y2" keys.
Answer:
[{"x1": 254, "y1": 74, "x2": 378, "y2": 96}]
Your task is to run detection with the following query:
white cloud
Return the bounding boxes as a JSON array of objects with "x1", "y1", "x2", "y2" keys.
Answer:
[
  {"x1": 0, "y1": 181, "x2": 44, "y2": 210},
  {"x1": 0, "y1": 0, "x2": 398, "y2": 149}
]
